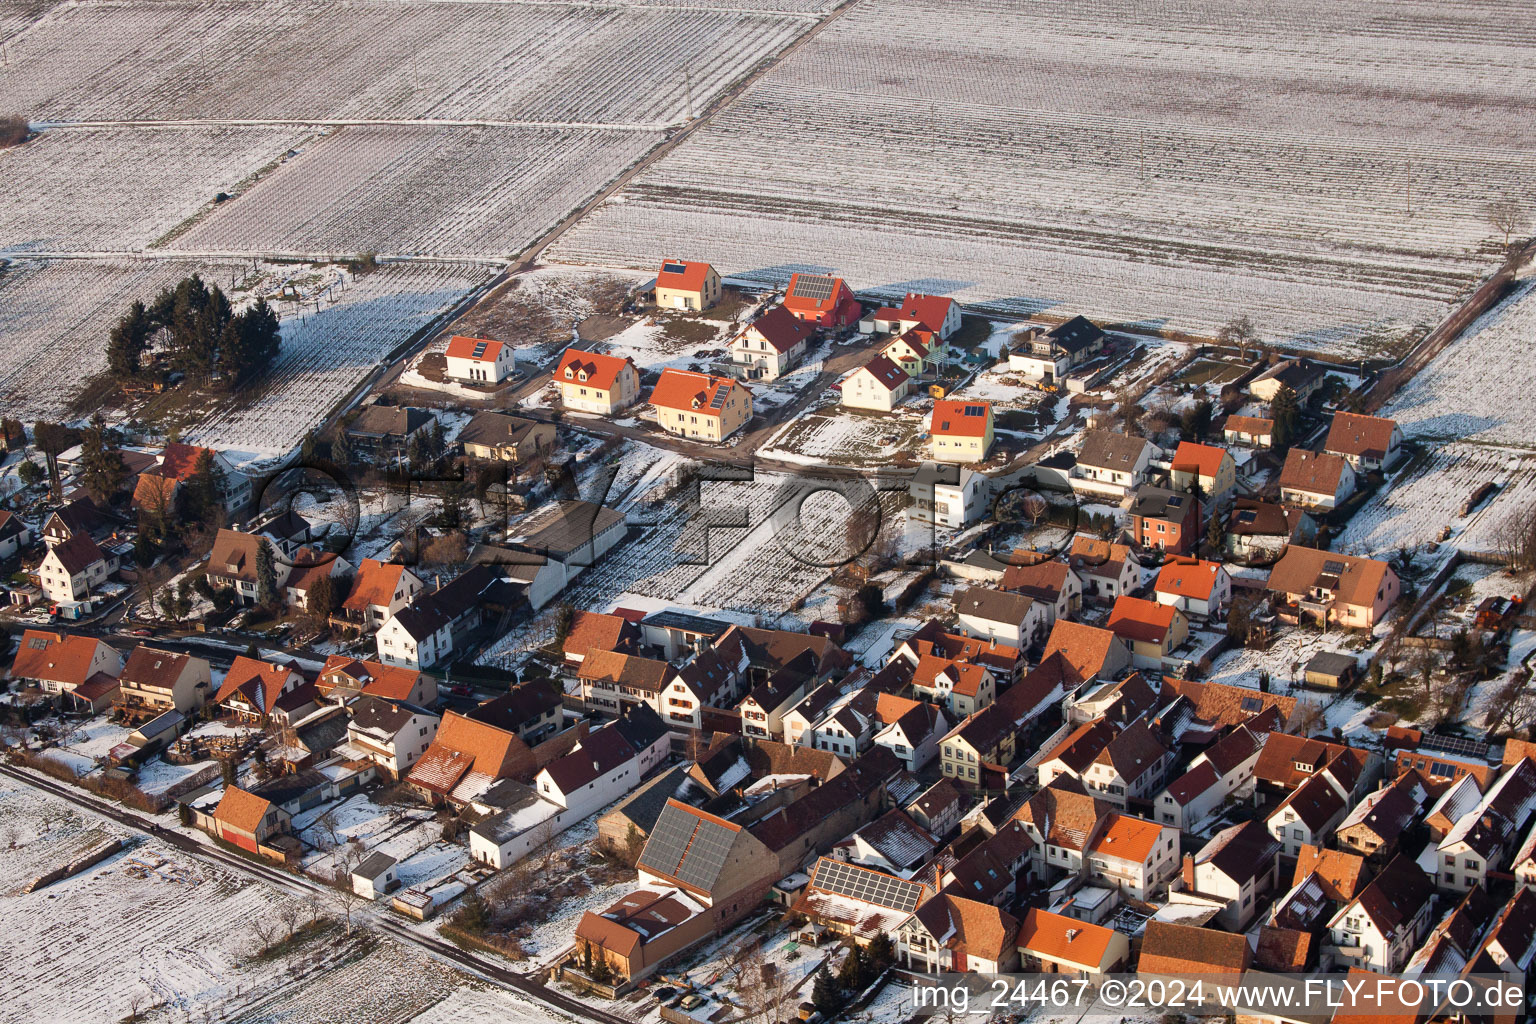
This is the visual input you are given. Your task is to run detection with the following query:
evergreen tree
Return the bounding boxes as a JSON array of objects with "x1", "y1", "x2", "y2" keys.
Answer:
[
  {"x1": 837, "y1": 945, "x2": 863, "y2": 989},
  {"x1": 867, "y1": 932, "x2": 895, "y2": 969},
  {"x1": 80, "y1": 416, "x2": 128, "y2": 505},
  {"x1": 1270, "y1": 384, "x2": 1300, "y2": 452},
  {"x1": 428, "y1": 419, "x2": 447, "y2": 463},
  {"x1": 17, "y1": 459, "x2": 44, "y2": 489},
  {"x1": 437, "y1": 479, "x2": 467, "y2": 530},
  {"x1": 811, "y1": 969, "x2": 842, "y2": 1016},
  {"x1": 331, "y1": 428, "x2": 353, "y2": 467},
  {"x1": 300, "y1": 431, "x2": 318, "y2": 464},
  {"x1": 107, "y1": 300, "x2": 153, "y2": 378},
  {"x1": 255, "y1": 538, "x2": 279, "y2": 607},
  {"x1": 186, "y1": 448, "x2": 225, "y2": 522},
  {"x1": 306, "y1": 572, "x2": 336, "y2": 622},
  {"x1": 1206, "y1": 509, "x2": 1226, "y2": 554}
]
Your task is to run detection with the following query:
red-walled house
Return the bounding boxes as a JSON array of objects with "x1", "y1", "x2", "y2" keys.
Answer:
[{"x1": 782, "y1": 273, "x2": 861, "y2": 328}]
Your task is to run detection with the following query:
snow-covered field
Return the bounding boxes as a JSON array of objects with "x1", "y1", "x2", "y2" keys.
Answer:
[
  {"x1": 550, "y1": 0, "x2": 1536, "y2": 354},
  {"x1": 1387, "y1": 279, "x2": 1536, "y2": 448}
]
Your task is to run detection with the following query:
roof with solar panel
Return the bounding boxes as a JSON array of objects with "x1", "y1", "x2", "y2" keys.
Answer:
[
  {"x1": 930, "y1": 399, "x2": 993, "y2": 437},
  {"x1": 783, "y1": 272, "x2": 853, "y2": 312},
  {"x1": 446, "y1": 334, "x2": 506, "y2": 362},
  {"x1": 648, "y1": 367, "x2": 748, "y2": 417},
  {"x1": 654, "y1": 258, "x2": 715, "y2": 292},
  {"x1": 637, "y1": 799, "x2": 747, "y2": 895}
]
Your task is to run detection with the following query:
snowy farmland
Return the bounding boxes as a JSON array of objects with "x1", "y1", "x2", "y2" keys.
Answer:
[{"x1": 551, "y1": 0, "x2": 1536, "y2": 355}]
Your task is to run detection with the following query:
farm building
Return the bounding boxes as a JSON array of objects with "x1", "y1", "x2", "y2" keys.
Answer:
[
  {"x1": 444, "y1": 334, "x2": 515, "y2": 384},
  {"x1": 654, "y1": 258, "x2": 721, "y2": 311},
  {"x1": 553, "y1": 348, "x2": 641, "y2": 416}
]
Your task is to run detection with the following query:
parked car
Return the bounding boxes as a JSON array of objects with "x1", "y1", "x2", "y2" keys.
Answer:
[{"x1": 450, "y1": 684, "x2": 473, "y2": 697}]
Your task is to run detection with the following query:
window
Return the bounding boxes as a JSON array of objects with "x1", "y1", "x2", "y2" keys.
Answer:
[{"x1": 1465, "y1": 859, "x2": 1478, "y2": 870}]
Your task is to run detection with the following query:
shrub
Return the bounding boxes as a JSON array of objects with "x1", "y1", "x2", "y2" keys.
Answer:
[{"x1": 0, "y1": 115, "x2": 27, "y2": 148}]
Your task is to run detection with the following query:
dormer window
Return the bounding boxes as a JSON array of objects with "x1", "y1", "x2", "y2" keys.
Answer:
[
  {"x1": 578, "y1": 370, "x2": 588, "y2": 381},
  {"x1": 564, "y1": 367, "x2": 574, "y2": 379}
]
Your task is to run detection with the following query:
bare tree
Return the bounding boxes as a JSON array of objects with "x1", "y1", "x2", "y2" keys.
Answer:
[
  {"x1": 1217, "y1": 315, "x2": 1260, "y2": 360},
  {"x1": 328, "y1": 846, "x2": 366, "y2": 936},
  {"x1": 1487, "y1": 198, "x2": 1531, "y2": 249},
  {"x1": 278, "y1": 901, "x2": 303, "y2": 941},
  {"x1": 1020, "y1": 494, "x2": 1048, "y2": 529}
]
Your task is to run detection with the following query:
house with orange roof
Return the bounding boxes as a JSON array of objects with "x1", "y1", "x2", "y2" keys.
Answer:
[
  {"x1": 1106, "y1": 596, "x2": 1189, "y2": 670},
  {"x1": 781, "y1": 272, "x2": 860, "y2": 328},
  {"x1": 1224, "y1": 413, "x2": 1274, "y2": 448},
  {"x1": 840, "y1": 353, "x2": 913, "y2": 412},
  {"x1": 1279, "y1": 449, "x2": 1356, "y2": 509},
  {"x1": 212, "y1": 786, "x2": 292, "y2": 856},
  {"x1": 1084, "y1": 812, "x2": 1179, "y2": 899},
  {"x1": 1266, "y1": 545, "x2": 1400, "y2": 629},
  {"x1": 212, "y1": 655, "x2": 306, "y2": 722},
  {"x1": 317, "y1": 654, "x2": 437, "y2": 707},
  {"x1": 133, "y1": 442, "x2": 251, "y2": 517},
  {"x1": 864, "y1": 292, "x2": 962, "y2": 340},
  {"x1": 8, "y1": 629, "x2": 123, "y2": 712},
  {"x1": 1325, "y1": 410, "x2": 1404, "y2": 472},
  {"x1": 335, "y1": 558, "x2": 424, "y2": 632},
  {"x1": 444, "y1": 334, "x2": 515, "y2": 384},
  {"x1": 561, "y1": 610, "x2": 639, "y2": 669},
  {"x1": 899, "y1": 893, "x2": 1020, "y2": 973},
  {"x1": 1016, "y1": 908, "x2": 1128, "y2": 976},
  {"x1": 1170, "y1": 440, "x2": 1236, "y2": 508},
  {"x1": 407, "y1": 686, "x2": 573, "y2": 804},
  {"x1": 998, "y1": 559, "x2": 1083, "y2": 624},
  {"x1": 930, "y1": 400, "x2": 994, "y2": 464},
  {"x1": 1042, "y1": 619, "x2": 1132, "y2": 683},
  {"x1": 1153, "y1": 557, "x2": 1232, "y2": 619},
  {"x1": 553, "y1": 347, "x2": 641, "y2": 415},
  {"x1": 654, "y1": 258, "x2": 721, "y2": 311},
  {"x1": 730, "y1": 305, "x2": 815, "y2": 380},
  {"x1": 912, "y1": 655, "x2": 995, "y2": 719},
  {"x1": 648, "y1": 368, "x2": 752, "y2": 442}
]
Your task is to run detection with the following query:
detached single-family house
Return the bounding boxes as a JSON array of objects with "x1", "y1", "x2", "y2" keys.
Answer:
[
  {"x1": 1250, "y1": 358, "x2": 1325, "y2": 404},
  {"x1": 444, "y1": 334, "x2": 515, "y2": 384},
  {"x1": 730, "y1": 305, "x2": 815, "y2": 381},
  {"x1": 1153, "y1": 558, "x2": 1232, "y2": 619},
  {"x1": 999, "y1": 559, "x2": 1082, "y2": 624},
  {"x1": 212, "y1": 787, "x2": 292, "y2": 856},
  {"x1": 654, "y1": 258, "x2": 722, "y2": 311},
  {"x1": 1279, "y1": 449, "x2": 1356, "y2": 510},
  {"x1": 133, "y1": 443, "x2": 252, "y2": 518},
  {"x1": 1016, "y1": 909, "x2": 1127, "y2": 976},
  {"x1": 38, "y1": 532, "x2": 116, "y2": 604},
  {"x1": 1041, "y1": 620, "x2": 1132, "y2": 683},
  {"x1": 930, "y1": 400, "x2": 994, "y2": 464},
  {"x1": 649, "y1": 369, "x2": 753, "y2": 442},
  {"x1": 1008, "y1": 316, "x2": 1107, "y2": 383},
  {"x1": 553, "y1": 348, "x2": 642, "y2": 416},
  {"x1": 1170, "y1": 441, "x2": 1236, "y2": 508},
  {"x1": 205, "y1": 528, "x2": 288, "y2": 606},
  {"x1": 335, "y1": 559, "x2": 424, "y2": 632},
  {"x1": 344, "y1": 406, "x2": 435, "y2": 464},
  {"x1": 1070, "y1": 431, "x2": 1152, "y2": 499},
  {"x1": 118, "y1": 646, "x2": 211, "y2": 714},
  {"x1": 1226, "y1": 499, "x2": 1317, "y2": 562},
  {"x1": 212, "y1": 655, "x2": 306, "y2": 722},
  {"x1": 953, "y1": 586, "x2": 1045, "y2": 649},
  {"x1": 863, "y1": 292, "x2": 962, "y2": 340},
  {"x1": 782, "y1": 272, "x2": 860, "y2": 328},
  {"x1": 8, "y1": 629, "x2": 123, "y2": 712},
  {"x1": 535, "y1": 708, "x2": 668, "y2": 822},
  {"x1": 841, "y1": 355, "x2": 913, "y2": 412},
  {"x1": 1129, "y1": 484, "x2": 1199, "y2": 555},
  {"x1": 375, "y1": 565, "x2": 500, "y2": 669},
  {"x1": 898, "y1": 894, "x2": 1020, "y2": 974},
  {"x1": 1083, "y1": 813, "x2": 1179, "y2": 899},
  {"x1": 0, "y1": 510, "x2": 31, "y2": 559},
  {"x1": 908, "y1": 462, "x2": 988, "y2": 530},
  {"x1": 457, "y1": 411, "x2": 555, "y2": 462},
  {"x1": 1265, "y1": 546, "x2": 1401, "y2": 629},
  {"x1": 344, "y1": 697, "x2": 441, "y2": 777},
  {"x1": 1068, "y1": 537, "x2": 1142, "y2": 601},
  {"x1": 1325, "y1": 411, "x2": 1404, "y2": 472},
  {"x1": 1223, "y1": 414, "x2": 1274, "y2": 448},
  {"x1": 40, "y1": 499, "x2": 110, "y2": 550},
  {"x1": 318, "y1": 655, "x2": 438, "y2": 707}
]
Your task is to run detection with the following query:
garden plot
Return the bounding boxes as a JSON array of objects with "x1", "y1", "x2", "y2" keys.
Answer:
[
  {"x1": 1387, "y1": 280, "x2": 1536, "y2": 448},
  {"x1": 170, "y1": 126, "x2": 661, "y2": 259},
  {"x1": 1, "y1": 125, "x2": 306, "y2": 254},
  {"x1": 3, "y1": 1, "x2": 812, "y2": 125},
  {"x1": 181, "y1": 261, "x2": 496, "y2": 467},
  {"x1": 0, "y1": 257, "x2": 243, "y2": 422},
  {"x1": 761, "y1": 405, "x2": 924, "y2": 466},
  {"x1": 551, "y1": 0, "x2": 1536, "y2": 355},
  {"x1": 1334, "y1": 444, "x2": 1536, "y2": 559}
]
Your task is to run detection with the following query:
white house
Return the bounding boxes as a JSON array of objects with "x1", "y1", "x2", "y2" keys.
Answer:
[
  {"x1": 1070, "y1": 431, "x2": 1152, "y2": 499},
  {"x1": 1083, "y1": 813, "x2": 1179, "y2": 900},
  {"x1": 1152, "y1": 559, "x2": 1232, "y2": 619},
  {"x1": 1266, "y1": 772, "x2": 1348, "y2": 858},
  {"x1": 1278, "y1": 449, "x2": 1356, "y2": 510},
  {"x1": 840, "y1": 355, "x2": 913, "y2": 412},
  {"x1": 953, "y1": 587, "x2": 1045, "y2": 649},
  {"x1": 1184, "y1": 822, "x2": 1282, "y2": 931},
  {"x1": 1153, "y1": 725, "x2": 1262, "y2": 831},
  {"x1": 873, "y1": 700, "x2": 948, "y2": 773},
  {"x1": 863, "y1": 293, "x2": 962, "y2": 340},
  {"x1": 908, "y1": 462, "x2": 989, "y2": 530},
  {"x1": 1007, "y1": 316, "x2": 1106, "y2": 383},
  {"x1": 351, "y1": 852, "x2": 401, "y2": 900},
  {"x1": 375, "y1": 568, "x2": 495, "y2": 669},
  {"x1": 444, "y1": 334, "x2": 515, "y2": 384},
  {"x1": 344, "y1": 697, "x2": 441, "y2": 778},
  {"x1": 1326, "y1": 856, "x2": 1436, "y2": 973},
  {"x1": 0, "y1": 511, "x2": 31, "y2": 559},
  {"x1": 37, "y1": 533, "x2": 116, "y2": 604},
  {"x1": 730, "y1": 305, "x2": 815, "y2": 381}
]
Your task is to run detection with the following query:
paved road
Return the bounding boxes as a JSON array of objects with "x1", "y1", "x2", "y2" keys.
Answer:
[{"x1": 0, "y1": 762, "x2": 634, "y2": 1024}]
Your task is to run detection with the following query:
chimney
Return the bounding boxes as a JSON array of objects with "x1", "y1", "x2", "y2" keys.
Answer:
[
  {"x1": 934, "y1": 863, "x2": 944, "y2": 895},
  {"x1": 1181, "y1": 852, "x2": 1196, "y2": 890}
]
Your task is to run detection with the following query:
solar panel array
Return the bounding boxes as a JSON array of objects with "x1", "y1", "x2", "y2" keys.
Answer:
[
  {"x1": 1421, "y1": 732, "x2": 1490, "y2": 759},
  {"x1": 640, "y1": 805, "x2": 735, "y2": 891},
  {"x1": 964, "y1": 405, "x2": 986, "y2": 417},
  {"x1": 471, "y1": 341, "x2": 489, "y2": 358},
  {"x1": 663, "y1": 262, "x2": 690, "y2": 275},
  {"x1": 813, "y1": 859, "x2": 924, "y2": 912},
  {"x1": 790, "y1": 275, "x2": 836, "y2": 302},
  {"x1": 709, "y1": 385, "x2": 729, "y2": 409}
]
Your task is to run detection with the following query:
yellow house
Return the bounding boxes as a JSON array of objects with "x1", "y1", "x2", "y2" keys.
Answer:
[
  {"x1": 552, "y1": 348, "x2": 641, "y2": 416},
  {"x1": 1170, "y1": 441, "x2": 1237, "y2": 506},
  {"x1": 649, "y1": 368, "x2": 753, "y2": 442},
  {"x1": 930, "y1": 400, "x2": 994, "y2": 463},
  {"x1": 654, "y1": 259, "x2": 722, "y2": 311},
  {"x1": 882, "y1": 329, "x2": 940, "y2": 376}
]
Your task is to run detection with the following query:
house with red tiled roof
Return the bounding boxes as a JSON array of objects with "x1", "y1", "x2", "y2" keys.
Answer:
[
  {"x1": 1012, "y1": 775, "x2": 1117, "y2": 877},
  {"x1": 1265, "y1": 545, "x2": 1400, "y2": 629},
  {"x1": 407, "y1": 687, "x2": 575, "y2": 804},
  {"x1": 731, "y1": 305, "x2": 815, "y2": 381},
  {"x1": 883, "y1": 328, "x2": 939, "y2": 376},
  {"x1": 1139, "y1": 920, "x2": 1251, "y2": 976},
  {"x1": 782, "y1": 272, "x2": 860, "y2": 328},
  {"x1": 335, "y1": 558, "x2": 424, "y2": 632},
  {"x1": 1170, "y1": 441, "x2": 1236, "y2": 507},
  {"x1": 998, "y1": 559, "x2": 1083, "y2": 624},
  {"x1": 212, "y1": 786, "x2": 292, "y2": 855},
  {"x1": 899, "y1": 893, "x2": 1020, "y2": 973},
  {"x1": 930, "y1": 400, "x2": 994, "y2": 464},
  {"x1": 1279, "y1": 449, "x2": 1356, "y2": 509},
  {"x1": 648, "y1": 368, "x2": 752, "y2": 442},
  {"x1": 1084, "y1": 812, "x2": 1179, "y2": 898},
  {"x1": 1325, "y1": 411, "x2": 1404, "y2": 472},
  {"x1": 444, "y1": 334, "x2": 515, "y2": 384},
  {"x1": 864, "y1": 292, "x2": 962, "y2": 340},
  {"x1": 1106, "y1": 596, "x2": 1189, "y2": 669},
  {"x1": 213, "y1": 655, "x2": 306, "y2": 722},
  {"x1": 1016, "y1": 908, "x2": 1128, "y2": 976},
  {"x1": 912, "y1": 654, "x2": 995, "y2": 719},
  {"x1": 840, "y1": 354, "x2": 912, "y2": 412},
  {"x1": 1223, "y1": 413, "x2": 1274, "y2": 448},
  {"x1": 561, "y1": 610, "x2": 638, "y2": 669},
  {"x1": 1067, "y1": 535, "x2": 1142, "y2": 602},
  {"x1": 654, "y1": 259, "x2": 721, "y2": 311},
  {"x1": 553, "y1": 347, "x2": 641, "y2": 415},
  {"x1": 8, "y1": 629, "x2": 123, "y2": 712},
  {"x1": 317, "y1": 654, "x2": 437, "y2": 707},
  {"x1": 132, "y1": 443, "x2": 251, "y2": 517},
  {"x1": 1041, "y1": 620, "x2": 1132, "y2": 683},
  {"x1": 1153, "y1": 557, "x2": 1232, "y2": 619}
]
